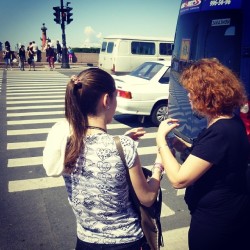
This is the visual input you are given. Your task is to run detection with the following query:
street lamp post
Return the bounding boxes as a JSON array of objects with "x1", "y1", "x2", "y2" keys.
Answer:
[{"x1": 53, "y1": 0, "x2": 73, "y2": 69}]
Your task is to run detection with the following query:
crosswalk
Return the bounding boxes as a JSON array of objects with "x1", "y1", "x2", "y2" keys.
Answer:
[
  {"x1": 6, "y1": 70, "x2": 69, "y2": 192},
  {"x1": 3, "y1": 69, "x2": 189, "y2": 250},
  {"x1": 5, "y1": 70, "x2": 161, "y2": 192}
]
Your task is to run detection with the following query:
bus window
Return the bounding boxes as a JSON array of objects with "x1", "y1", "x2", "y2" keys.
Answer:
[
  {"x1": 202, "y1": 11, "x2": 242, "y2": 73},
  {"x1": 225, "y1": 26, "x2": 235, "y2": 36}
]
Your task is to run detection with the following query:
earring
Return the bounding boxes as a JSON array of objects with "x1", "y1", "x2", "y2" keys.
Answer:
[{"x1": 107, "y1": 106, "x2": 110, "y2": 110}]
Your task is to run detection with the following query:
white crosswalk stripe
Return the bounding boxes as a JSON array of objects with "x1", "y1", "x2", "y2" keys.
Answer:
[{"x1": 4, "y1": 71, "x2": 188, "y2": 248}]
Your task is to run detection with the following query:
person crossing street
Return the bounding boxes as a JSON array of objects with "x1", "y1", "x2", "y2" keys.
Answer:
[{"x1": 46, "y1": 44, "x2": 55, "y2": 70}]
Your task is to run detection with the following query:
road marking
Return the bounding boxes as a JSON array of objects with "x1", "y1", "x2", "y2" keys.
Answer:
[
  {"x1": 7, "y1": 110, "x2": 64, "y2": 117},
  {"x1": 6, "y1": 91, "x2": 64, "y2": 96},
  {"x1": 7, "y1": 118, "x2": 64, "y2": 125},
  {"x1": 7, "y1": 86, "x2": 67, "y2": 90},
  {"x1": 7, "y1": 128, "x2": 51, "y2": 135},
  {"x1": 162, "y1": 227, "x2": 189, "y2": 250},
  {"x1": 7, "y1": 99, "x2": 63, "y2": 104},
  {"x1": 161, "y1": 202, "x2": 175, "y2": 217},
  {"x1": 7, "y1": 141, "x2": 45, "y2": 149},
  {"x1": 8, "y1": 176, "x2": 65, "y2": 192},
  {"x1": 6, "y1": 95, "x2": 64, "y2": 100},
  {"x1": 7, "y1": 88, "x2": 65, "y2": 93},
  {"x1": 138, "y1": 146, "x2": 157, "y2": 155},
  {"x1": 142, "y1": 132, "x2": 157, "y2": 139},
  {"x1": 7, "y1": 105, "x2": 64, "y2": 110},
  {"x1": 177, "y1": 189, "x2": 186, "y2": 196},
  {"x1": 8, "y1": 156, "x2": 43, "y2": 167}
]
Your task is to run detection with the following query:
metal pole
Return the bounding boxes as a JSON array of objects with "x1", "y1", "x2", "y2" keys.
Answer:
[{"x1": 60, "y1": 0, "x2": 70, "y2": 68}]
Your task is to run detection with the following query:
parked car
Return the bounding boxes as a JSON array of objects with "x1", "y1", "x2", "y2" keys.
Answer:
[{"x1": 113, "y1": 60, "x2": 171, "y2": 126}]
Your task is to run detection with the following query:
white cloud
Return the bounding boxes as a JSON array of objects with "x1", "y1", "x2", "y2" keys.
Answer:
[
  {"x1": 83, "y1": 26, "x2": 102, "y2": 47},
  {"x1": 96, "y1": 32, "x2": 102, "y2": 39},
  {"x1": 84, "y1": 26, "x2": 95, "y2": 36}
]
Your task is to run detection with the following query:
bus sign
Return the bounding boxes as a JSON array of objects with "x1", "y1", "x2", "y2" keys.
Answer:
[
  {"x1": 180, "y1": 0, "x2": 201, "y2": 15},
  {"x1": 180, "y1": 0, "x2": 242, "y2": 15},
  {"x1": 211, "y1": 18, "x2": 230, "y2": 26},
  {"x1": 202, "y1": 0, "x2": 243, "y2": 11}
]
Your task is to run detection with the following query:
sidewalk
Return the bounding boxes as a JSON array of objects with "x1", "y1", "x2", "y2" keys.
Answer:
[{"x1": 0, "y1": 62, "x2": 97, "y2": 70}]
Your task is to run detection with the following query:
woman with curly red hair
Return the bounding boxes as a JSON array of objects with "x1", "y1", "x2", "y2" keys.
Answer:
[{"x1": 156, "y1": 58, "x2": 250, "y2": 250}]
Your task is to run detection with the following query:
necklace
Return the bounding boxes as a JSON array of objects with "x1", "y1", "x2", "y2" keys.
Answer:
[{"x1": 86, "y1": 126, "x2": 107, "y2": 133}]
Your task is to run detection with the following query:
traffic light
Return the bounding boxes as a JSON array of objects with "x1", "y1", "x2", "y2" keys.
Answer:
[
  {"x1": 66, "y1": 6, "x2": 73, "y2": 24},
  {"x1": 62, "y1": 11, "x2": 67, "y2": 22},
  {"x1": 53, "y1": 7, "x2": 61, "y2": 24}
]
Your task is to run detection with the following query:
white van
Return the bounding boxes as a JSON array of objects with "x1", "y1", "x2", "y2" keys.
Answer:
[{"x1": 98, "y1": 35, "x2": 174, "y2": 74}]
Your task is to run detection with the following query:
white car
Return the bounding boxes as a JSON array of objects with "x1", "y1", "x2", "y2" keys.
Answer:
[{"x1": 113, "y1": 60, "x2": 171, "y2": 126}]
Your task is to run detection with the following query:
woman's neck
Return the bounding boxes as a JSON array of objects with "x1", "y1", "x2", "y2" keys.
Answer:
[
  {"x1": 86, "y1": 117, "x2": 107, "y2": 134},
  {"x1": 207, "y1": 114, "x2": 233, "y2": 127}
]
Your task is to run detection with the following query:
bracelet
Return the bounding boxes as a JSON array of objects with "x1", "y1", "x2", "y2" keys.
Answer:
[
  {"x1": 153, "y1": 163, "x2": 164, "y2": 172},
  {"x1": 151, "y1": 163, "x2": 164, "y2": 179},
  {"x1": 158, "y1": 143, "x2": 168, "y2": 153}
]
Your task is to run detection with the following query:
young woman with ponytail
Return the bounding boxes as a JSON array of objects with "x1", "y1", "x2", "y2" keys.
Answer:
[{"x1": 43, "y1": 68, "x2": 163, "y2": 250}]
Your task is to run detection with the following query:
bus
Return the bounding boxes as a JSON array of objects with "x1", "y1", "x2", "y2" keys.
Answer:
[
  {"x1": 168, "y1": 0, "x2": 250, "y2": 162},
  {"x1": 98, "y1": 35, "x2": 174, "y2": 74}
]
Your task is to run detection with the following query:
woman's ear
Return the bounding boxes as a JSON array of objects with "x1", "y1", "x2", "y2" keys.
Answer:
[{"x1": 102, "y1": 93, "x2": 110, "y2": 109}]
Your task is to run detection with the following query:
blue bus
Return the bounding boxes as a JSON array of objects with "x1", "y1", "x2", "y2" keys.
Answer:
[{"x1": 168, "y1": 0, "x2": 250, "y2": 161}]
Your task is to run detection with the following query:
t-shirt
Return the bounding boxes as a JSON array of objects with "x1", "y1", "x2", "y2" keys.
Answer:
[
  {"x1": 63, "y1": 133, "x2": 143, "y2": 244},
  {"x1": 184, "y1": 115, "x2": 250, "y2": 227}
]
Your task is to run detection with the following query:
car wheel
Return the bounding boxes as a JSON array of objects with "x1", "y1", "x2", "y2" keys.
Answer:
[{"x1": 151, "y1": 102, "x2": 168, "y2": 126}]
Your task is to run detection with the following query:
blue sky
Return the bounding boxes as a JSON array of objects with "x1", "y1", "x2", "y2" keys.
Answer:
[{"x1": 1, "y1": 0, "x2": 181, "y2": 50}]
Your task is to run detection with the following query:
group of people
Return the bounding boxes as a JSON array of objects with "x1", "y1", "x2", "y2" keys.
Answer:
[
  {"x1": 2, "y1": 40, "x2": 64, "y2": 71},
  {"x1": 2, "y1": 41, "x2": 38, "y2": 71},
  {"x1": 43, "y1": 58, "x2": 250, "y2": 250}
]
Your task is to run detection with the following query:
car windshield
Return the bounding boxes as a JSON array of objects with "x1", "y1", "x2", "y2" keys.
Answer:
[{"x1": 130, "y1": 62, "x2": 164, "y2": 80}]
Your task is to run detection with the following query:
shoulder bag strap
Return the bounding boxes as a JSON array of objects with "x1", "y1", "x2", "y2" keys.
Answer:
[{"x1": 113, "y1": 136, "x2": 141, "y2": 211}]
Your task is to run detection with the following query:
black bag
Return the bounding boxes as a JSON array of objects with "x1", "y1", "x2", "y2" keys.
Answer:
[{"x1": 114, "y1": 136, "x2": 164, "y2": 250}]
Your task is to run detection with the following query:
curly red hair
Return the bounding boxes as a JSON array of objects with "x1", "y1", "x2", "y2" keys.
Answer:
[{"x1": 180, "y1": 58, "x2": 247, "y2": 117}]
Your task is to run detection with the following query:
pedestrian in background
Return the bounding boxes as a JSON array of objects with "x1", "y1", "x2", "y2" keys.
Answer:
[
  {"x1": 156, "y1": 58, "x2": 250, "y2": 250},
  {"x1": 32, "y1": 41, "x2": 38, "y2": 62},
  {"x1": 46, "y1": 44, "x2": 55, "y2": 70},
  {"x1": 56, "y1": 40, "x2": 62, "y2": 62},
  {"x1": 68, "y1": 46, "x2": 73, "y2": 63},
  {"x1": 18, "y1": 45, "x2": 26, "y2": 71},
  {"x1": 5, "y1": 41, "x2": 11, "y2": 51},
  {"x1": 43, "y1": 68, "x2": 163, "y2": 250},
  {"x1": 27, "y1": 44, "x2": 35, "y2": 71},
  {"x1": 3, "y1": 46, "x2": 12, "y2": 70}
]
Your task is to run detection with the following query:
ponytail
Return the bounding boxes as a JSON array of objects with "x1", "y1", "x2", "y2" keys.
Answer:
[{"x1": 64, "y1": 68, "x2": 116, "y2": 173}]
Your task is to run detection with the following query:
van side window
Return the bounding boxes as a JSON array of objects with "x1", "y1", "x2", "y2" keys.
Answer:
[
  {"x1": 101, "y1": 42, "x2": 107, "y2": 52},
  {"x1": 107, "y1": 42, "x2": 114, "y2": 53},
  {"x1": 131, "y1": 42, "x2": 155, "y2": 55},
  {"x1": 160, "y1": 43, "x2": 174, "y2": 55}
]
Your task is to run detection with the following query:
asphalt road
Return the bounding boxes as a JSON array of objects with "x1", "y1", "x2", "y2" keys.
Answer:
[{"x1": 0, "y1": 68, "x2": 190, "y2": 250}]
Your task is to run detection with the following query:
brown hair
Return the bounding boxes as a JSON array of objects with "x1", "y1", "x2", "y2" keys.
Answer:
[
  {"x1": 180, "y1": 58, "x2": 247, "y2": 117},
  {"x1": 64, "y1": 68, "x2": 116, "y2": 173}
]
